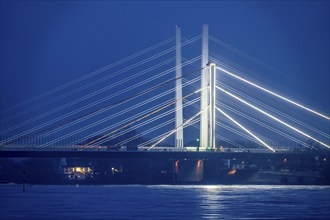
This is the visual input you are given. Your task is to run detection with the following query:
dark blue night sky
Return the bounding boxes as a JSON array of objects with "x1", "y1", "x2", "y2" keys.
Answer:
[{"x1": 0, "y1": 1, "x2": 329, "y2": 147}]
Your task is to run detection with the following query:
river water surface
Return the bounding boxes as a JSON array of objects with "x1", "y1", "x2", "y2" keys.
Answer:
[{"x1": 0, "y1": 184, "x2": 329, "y2": 220}]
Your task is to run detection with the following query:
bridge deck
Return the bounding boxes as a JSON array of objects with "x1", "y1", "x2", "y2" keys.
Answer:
[{"x1": 0, "y1": 149, "x2": 323, "y2": 161}]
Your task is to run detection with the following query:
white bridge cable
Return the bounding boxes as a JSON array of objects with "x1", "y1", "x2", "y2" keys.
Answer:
[
  {"x1": 181, "y1": 96, "x2": 263, "y2": 148},
  {"x1": 51, "y1": 98, "x2": 176, "y2": 148},
  {"x1": 210, "y1": 47, "x2": 318, "y2": 115},
  {"x1": 215, "y1": 113, "x2": 274, "y2": 148},
  {"x1": 38, "y1": 77, "x2": 201, "y2": 148},
  {"x1": 216, "y1": 85, "x2": 327, "y2": 149},
  {"x1": 2, "y1": 35, "x2": 201, "y2": 128},
  {"x1": 1, "y1": 62, "x2": 175, "y2": 144},
  {"x1": 95, "y1": 98, "x2": 200, "y2": 146},
  {"x1": 138, "y1": 132, "x2": 169, "y2": 147},
  {"x1": 44, "y1": 74, "x2": 200, "y2": 141},
  {"x1": 215, "y1": 66, "x2": 330, "y2": 120},
  {"x1": 143, "y1": 115, "x2": 199, "y2": 150},
  {"x1": 39, "y1": 57, "x2": 199, "y2": 135},
  {"x1": 70, "y1": 91, "x2": 200, "y2": 147},
  {"x1": 0, "y1": 36, "x2": 176, "y2": 116},
  {"x1": 211, "y1": 55, "x2": 330, "y2": 138},
  {"x1": 2, "y1": 57, "x2": 173, "y2": 125},
  {"x1": 217, "y1": 86, "x2": 330, "y2": 149},
  {"x1": 187, "y1": 117, "x2": 247, "y2": 149},
  {"x1": 218, "y1": 99, "x2": 314, "y2": 149},
  {"x1": 0, "y1": 57, "x2": 175, "y2": 134},
  {"x1": 137, "y1": 117, "x2": 199, "y2": 148},
  {"x1": 0, "y1": 57, "x2": 201, "y2": 146},
  {"x1": 182, "y1": 83, "x2": 254, "y2": 149},
  {"x1": 216, "y1": 107, "x2": 276, "y2": 152},
  {"x1": 86, "y1": 87, "x2": 206, "y2": 147},
  {"x1": 186, "y1": 97, "x2": 267, "y2": 149},
  {"x1": 2, "y1": 36, "x2": 201, "y2": 124},
  {"x1": 215, "y1": 121, "x2": 269, "y2": 150},
  {"x1": 98, "y1": 97, "x2": 201, "y2": 147},
  {"x1": 210, "y1": 58, "x2": 330, "y2": 144},
  {"x1": 185, "y1": 100, "x2": 250, "y2": 149},
  {"x1": 67, "y1": 80, "x2": 201, "y2": 147},
  {"x1": 209, "y1": 55, "x2": 275, "y2": 95},
  {"x1": 115, "y1": 119, "x2": 175, "y2": 148},
  {"x1": 138, "y1": 118, "x2": 198, "y2": 147},
  {"x1": 211, "y1": 55, "x2": 330, "y2": 134},
  {"x1": 209, "y1": 35, "x2": 281, "y2": 77},
  {"x1": 217, "y1": 101, "x2": 315, "y2": 149},
  {"x1": 138, "y1": 119, "x2": 200, "y2": 147},
  {"x1": 216, "y1": 119, "x2": 272, "y2": 147},
  {"x1": 139, "y1": 119, "x2": 199, "y2": 148},
  {"x1": 139, "y1": 117, "x2": 202, "y2": 148},
  {"x1": 147, "y1": 107, "x2": 207, "y2": 150},
  {"x1": 209, "y1": 54, "x2": 277, "y2": 94},
  {"x1": 210, "y1": 41, "x2": 325, "y2": 117},
  {"x1": 215, "y1": 134, "x2": 247, "y2": 149},
  {"x1": 217, "y1": 81, "x2": 330, "y2": 139},
  {"x1": 38, "y1": 92, "x2": 175, "y2": 148}
]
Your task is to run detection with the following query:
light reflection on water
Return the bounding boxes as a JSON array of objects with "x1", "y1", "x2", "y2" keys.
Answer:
[{"x1": 0, "y1": 184, "x2": 329, "y2": 220}]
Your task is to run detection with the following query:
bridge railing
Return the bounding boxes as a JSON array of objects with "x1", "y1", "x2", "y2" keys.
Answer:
[{"x1": 0, "y1": 144, "x2": 298, "y2": 153}]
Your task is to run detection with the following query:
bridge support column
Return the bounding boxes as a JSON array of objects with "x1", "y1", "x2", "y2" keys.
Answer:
[
  {"x1": 209, "y1": 63, "x2": 216, "y2": 150},
  {"x1": 175, "y1": 25, "x2": 183, "y2": 148},
  {"x1": 199, "y1": 24, "x2": 209, "y2": 151}
]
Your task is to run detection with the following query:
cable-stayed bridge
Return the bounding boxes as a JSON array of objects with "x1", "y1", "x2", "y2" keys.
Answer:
[{"x1": 0, "y1": 24, "x2": 329, "y2": 158}]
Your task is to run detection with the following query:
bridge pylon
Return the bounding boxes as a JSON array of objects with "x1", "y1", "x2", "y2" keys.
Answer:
[
  {"x1": 209, "y1": 62, "x2": 216, "y2": 150},
  {"x1": 175, "y1": 25, "x2": 183, "y2": 148},
  {"x1": 199, "y1": 24, "x2": 209, "y2": 151}
]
